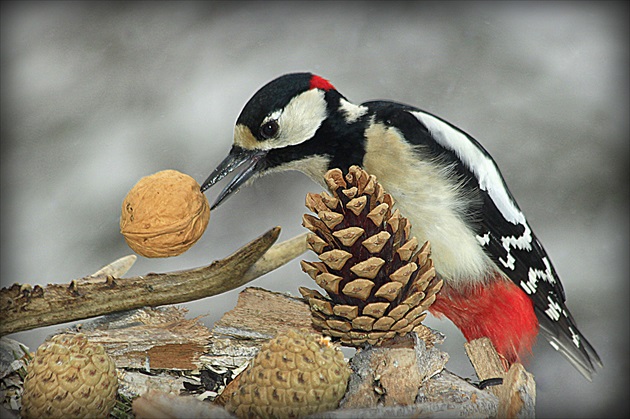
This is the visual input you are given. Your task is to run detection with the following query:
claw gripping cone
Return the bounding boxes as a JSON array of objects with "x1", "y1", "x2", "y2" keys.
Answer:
[{"x1": 299, "y1": 166, "x2": 443, "y2": 346}]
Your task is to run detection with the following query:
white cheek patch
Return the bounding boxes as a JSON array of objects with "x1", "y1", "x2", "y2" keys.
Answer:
[{"x1": 263, "y1": 89, "x2": 328, "y2": 150}]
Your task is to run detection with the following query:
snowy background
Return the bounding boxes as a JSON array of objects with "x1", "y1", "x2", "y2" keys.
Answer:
[{"x1": 1, "y1": 1, "x2": 628, "y2": 417}]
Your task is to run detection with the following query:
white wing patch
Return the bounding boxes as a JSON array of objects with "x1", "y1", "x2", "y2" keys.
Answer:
[
  {"x1": 412, "y1": 111, "x2": 526, "y2": 226},
  {"x1": 520, "y1": 256, "x2": 556, "y2": 295},
  {"x1": 545, "y1": 295, "x2": 563, "y2": 321},
  {"x1": 569, "y1": 326, "x2": 582, "y2": 348},
  {"x1": 498, "y1": 223, "x2": 533, "y2": 270},
  {"x1": 476, "y1": 232, "x2": 491, "y2": 246}
]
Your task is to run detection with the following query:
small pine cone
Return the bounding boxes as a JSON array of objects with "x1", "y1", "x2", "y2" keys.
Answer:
[
  {"x1": 223, "y1": 329, "x2": 350, "y2": 419},
  {"x1": 299, "y1": 166, "x2": 443, "y2": 346},
  {"x1": 21, "y1": 333, "x2": 118, "y2": 419}
]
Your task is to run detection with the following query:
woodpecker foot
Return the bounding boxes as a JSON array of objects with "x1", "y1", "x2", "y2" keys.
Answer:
[{"x1": 498, "y1": 352, "x2": 511, "y2": 372}]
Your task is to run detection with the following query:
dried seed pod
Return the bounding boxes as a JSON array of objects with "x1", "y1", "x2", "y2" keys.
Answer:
[
  {"x1": 21, "y1": 333, "x2": 118, "y2": 419},
  {"x1": 222, "y1": 329, "x2": 350, "y2": 419},
  {"x1": 300, "y1": 166, "x2": 443, "y2": 346},
  {"x1": 120, "y1": 170, "x2": 210, "y2": 258}
]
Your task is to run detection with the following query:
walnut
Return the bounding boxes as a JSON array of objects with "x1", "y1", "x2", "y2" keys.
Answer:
[{"x1": 120, "y1": 170, "x2": 210, "y2": 258}]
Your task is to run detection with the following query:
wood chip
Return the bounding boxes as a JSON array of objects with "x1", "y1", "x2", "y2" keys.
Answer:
[{"x1": 89, "y1": 254, "x2": 137, "y2": 278}]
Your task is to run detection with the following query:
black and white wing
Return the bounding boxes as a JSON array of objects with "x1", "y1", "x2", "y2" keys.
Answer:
[{"x1": 406, "y1": 107, "x2": 602, "y2": 379}]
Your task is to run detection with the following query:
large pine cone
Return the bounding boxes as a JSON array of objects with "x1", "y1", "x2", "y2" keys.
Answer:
[{"x1": 299, "y1": 166, "x2": 443, "y2": 346}]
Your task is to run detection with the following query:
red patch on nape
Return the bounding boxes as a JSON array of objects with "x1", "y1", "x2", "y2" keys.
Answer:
[
  {"x1": 429, "y1": 277, "x2": 539, "y2": 366},
  {"x1": 309, "y1": 75, "x2": 335, "y2": 91}
]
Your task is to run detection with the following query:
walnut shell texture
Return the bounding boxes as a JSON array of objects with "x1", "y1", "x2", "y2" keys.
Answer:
[{"x1": 120, "y1": 169, "x2": 210, "y2": 258}]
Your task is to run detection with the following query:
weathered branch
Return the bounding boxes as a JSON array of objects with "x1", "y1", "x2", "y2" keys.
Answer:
[
  {"x1": 464, "y1": 337, "x2": 507, "y2": 381},
  {"x1": 240, "y1": 231, "x2": 308, "y2": 283},
  {"x1": 465, "y1": 338, "x2": 536, "y2": 418},
  {"x1": 0, "y1": 227, "x2": 308, "y2": 336}
]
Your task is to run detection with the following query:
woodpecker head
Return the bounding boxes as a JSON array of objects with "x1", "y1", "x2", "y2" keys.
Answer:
[{"x1": 201, "y1": 73, "x2": 367, "y2": 209}]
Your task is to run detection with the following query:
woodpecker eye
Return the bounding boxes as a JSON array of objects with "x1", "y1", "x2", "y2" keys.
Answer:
[{"x1": 260, "y1": 120, "x2": 279, "y2": 139}]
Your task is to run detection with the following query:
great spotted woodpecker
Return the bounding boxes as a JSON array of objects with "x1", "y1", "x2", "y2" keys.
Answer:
[{"x1": 201, "y1": 73, "x2": 602, "y2": 379}]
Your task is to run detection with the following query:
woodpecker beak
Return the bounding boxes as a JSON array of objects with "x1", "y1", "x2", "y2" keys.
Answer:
[{"x1": 201, "y1": 146, "x2": 267, "y2": 210}]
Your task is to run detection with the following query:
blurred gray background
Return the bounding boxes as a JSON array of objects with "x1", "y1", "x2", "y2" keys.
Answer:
[{"x1": 1, "y1": 1, "x2": 628, "y2": 417}]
